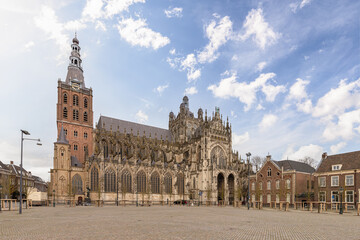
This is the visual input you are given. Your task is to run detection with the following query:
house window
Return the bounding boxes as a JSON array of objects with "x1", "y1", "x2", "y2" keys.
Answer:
[
  {"x1": 73, "y1": 109, "x2": 79, "y2": 120},
  {"x1": 331, "y1": 176, "x2": 339, "y2": 186},
  {"x1": 286, "y1": 179, "x2": 291, "y2": 189},
  {"x1": 74, "y1": 144, "x2": 78, "y2": 151},
  {"x1": 332, "y1": 165, "x2": 342, "y2": 171},
  {"x1": 267, "y1": 168, "x2": 272, "y2": 177},
  {"x1": 319, "y1": 177, "x2": 326, "y2": 187},
  {"x1": 267, "y1": 194, "x2": 271, "y2": 203},
  {"x1": 331, "y1": 191, "x2": 339, "y2": 202},
  {"x1": 63, "y1": 93, "x2": 68, "y2": 104},
  {"x1": 276, "y1": 194, "x2": 279, "y2": 203},
  {"x1": 267, "y1": 181, "x2": 271, "y2": 190},
  {"x1": 319, "y1": 192, "x2": 326, "y2": 202},
  {"x1": 345, "y1": 175, "x2": 354, "y2": 186},
  {"x1": 84, "y1": 112, "x2": 88, "y2": 122},
  {"x1": 276, "y1": 180, "x2": 280, "y2": 190},
  {"x1": 259, "y1": 182, "x2": 262, "y2": 190},
  {"x1": 251, "y1": 182, "x2": 255, "y2": 191},
  {"x1": 84, "y1": 132, "x2": 88, "y2": 139},
  {"x1": 345, "y1": 190, "x2": 354, "y2": 203},
  {"x1": 260, "y1": 194, "x2": 263, "y2": 203},
  {"x1": 286, "y1": 193, "x2": 291, "y2": 203},
  {"x1": 74, "y1": 131, "x2": 78, "y2": 137},
  {"x1": 64, "y1": 129, "x2": 67, "y2": 135},
  {"x1": 252, "y1": 194, "x2": 255, "y2": 202}
]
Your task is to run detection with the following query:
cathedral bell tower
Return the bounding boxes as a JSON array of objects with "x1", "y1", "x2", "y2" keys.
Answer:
[{"x1": 56, "y1": 34, "x2": 93, "y2": 164}]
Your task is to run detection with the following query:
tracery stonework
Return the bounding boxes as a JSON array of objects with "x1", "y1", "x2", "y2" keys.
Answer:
[{"x1": 50, "y1": 36, "x2": 247, "y2": 204}]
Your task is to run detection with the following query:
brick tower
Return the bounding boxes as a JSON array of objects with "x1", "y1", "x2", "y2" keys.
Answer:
[{"x1": 56, "y1": 35, "x2": 93, "y2": 164}]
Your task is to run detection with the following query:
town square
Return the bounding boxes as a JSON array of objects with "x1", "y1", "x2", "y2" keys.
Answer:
[{"x1": 0, "y1": 0, "x2": 360, "y2": 239}]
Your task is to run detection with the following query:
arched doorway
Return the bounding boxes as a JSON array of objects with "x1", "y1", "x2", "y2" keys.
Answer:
[
  {"x1": 228, "y1": 174, "x2": 234, "y2": 205},
  {"x1": 217, "y1": 173, "x2": 225, "y2": 203}
]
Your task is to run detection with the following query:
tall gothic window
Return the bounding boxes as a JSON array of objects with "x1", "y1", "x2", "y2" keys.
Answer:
[
  {"x1": 73, "y1": 95, "x2": 79, "y2": 106},
  {"x1": 73, "y1": 109, "x2": 79, "y2": 120},
  {"x1": 84, "y1": 98, "x2": 88, "y2": 108},
  {"x1": 102, "y1": 140, "x2": 108, "y2": 158},
  {"x1": 63, "y1": 93, "x2": 68, "y2": 104},
  {"x1": 267, "y1": 168, "x2": 272, "y2": 177},
  {"x1": 210, "y1": 146, "x2": 226, "y2": 169},
  {"x1": 84, "y1": 112, "x2": 88, "y2": 122},
  {"x1": 104, "y1": 168, "x2": 116, "y2": 192},
  {"x1": 164, "y1": 174, "x2": 172, "y2": 194},
  {"x1": 151, "y1": 172, "x2": 160, "y2": 194},
  {"x1": 136, "y1": 171, "x2": 146, "y2": 193},
  {"x1": 63, "y1": 107, "x2": 68, "y2": 118},
  {"x1": 177, "y1": 173, "x2": 184, "y2": 195},
  {"x1": 91, "y1": 167, "x2": 99, "y2": 191},
  {"x1": 72, "y1": 174, "x2": 83, "y2": 194},
  {"x1": 121, "y1": 170, "x2": 132, "y2": 193}
]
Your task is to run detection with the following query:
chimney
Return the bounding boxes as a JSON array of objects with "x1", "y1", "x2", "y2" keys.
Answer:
[
  {"x1": 266, "y1": 155, "x2": 271, "y2": 161},
  {"x1": 322, "y1": 152, "x2": 327, "y2": 160},
  {"x1": 10, "y1": 161, "x2": 14, "y2": 165}
]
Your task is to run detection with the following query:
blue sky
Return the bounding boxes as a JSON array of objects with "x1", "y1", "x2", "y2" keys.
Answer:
[{"x1": 0, "y1": 0, "x2": 359, "y2": 180}]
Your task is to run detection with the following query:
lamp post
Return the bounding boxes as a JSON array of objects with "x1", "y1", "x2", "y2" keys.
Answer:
[
  {"x1": 246, "y1": 152, "x2": 251, "y2": 210},
  {"x1": 20, "y1": 129, "x2": 41, "y2": 214},
  {"x1": 53, "y1": 189, "x2": 55, "y2": 207},
  {"x1": 339, "y1": 186, "x2": 343, "y2": 215}
]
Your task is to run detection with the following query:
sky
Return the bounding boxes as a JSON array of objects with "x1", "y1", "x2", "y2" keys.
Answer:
[{"x1": 0, "y1": 0, "x2": 359, "y2": 181}]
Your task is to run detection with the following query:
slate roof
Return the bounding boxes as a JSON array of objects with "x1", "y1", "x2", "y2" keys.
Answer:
[
  {"x1": 71, "y1": 156, "x2": 83, "y2": 167},
  {"x1": 273, "y1": 160, "x2": 315, "y2": 174},
  {"x1": 56, "y1": 125, "x2": 69, "y2": 144},
  {"x1": 316, "y1": 151, "x2": 360, "y2": 173},
  {"x1": 98, "y1": 116, "x2": 172, "y2": 141}
]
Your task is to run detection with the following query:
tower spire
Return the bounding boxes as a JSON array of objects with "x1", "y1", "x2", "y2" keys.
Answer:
[{"x1": 65, "y1": 33, "x2": 85, "y2": 88}]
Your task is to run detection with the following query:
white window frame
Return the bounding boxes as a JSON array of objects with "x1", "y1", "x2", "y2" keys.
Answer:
[
  {"x1": 267, "y1": 194, "x2": 271, "y2": 203},
  {"x1": 260, "y1": 194, "x2": 263, "y2": 203},
  {"x1": 331, "y1": 176, "x2": 339, "y2": 187},
  {"x1": 345, "y1": 175, "x2": 354, "y2": 186},
  {"x1": 319, "y1": 191, "x2": 326, "y2": 202},
  {"x1": 286, "y1": 179, "x2": 291, "y2": 189},
  {"x1": 259, "y1": 182, "x2": 262, "y2": 190},
  {"x1": 286, "y1": 193, "x2": 291, "y2": 203},
  {"x1": 276, "y1": 180, "x2": 280, "y2": 190},
  {"x1": 318, "y1": 177, "x2": 326, "y2": 187},
  {"x1": 276, "y1": 194, "x2": 280, "y2": 203},
  {"x1": 332, "y1": 164, "x2": 342, "y2": 171},
  {"x1": 251, "y1": 182, "x2": 255, "y2": 191},
  {"x1": 267, "y1": 181, "x2": 271, "y2": 190},
  {"x1": 345, "y1": 190, "x2": 354, "y2": 203},
  {"x1": 331, "y1": 191, "x2": 339, "y2": 203}
]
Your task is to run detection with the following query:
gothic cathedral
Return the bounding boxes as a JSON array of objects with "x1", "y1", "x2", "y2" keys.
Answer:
[{"x1": 50, "y1": 36, "x2": 247, "y2": 205}]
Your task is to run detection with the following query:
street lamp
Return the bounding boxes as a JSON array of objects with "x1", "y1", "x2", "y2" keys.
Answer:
[
  {"x1": 20, "y1": 129, "x2": 41, "y2": 214},
  {"x1": 339, "y1": 187, "x2": 343, "y2": 215},
  {"x1": 246, "y1": 152, "x2": 251, "y2": 210}
]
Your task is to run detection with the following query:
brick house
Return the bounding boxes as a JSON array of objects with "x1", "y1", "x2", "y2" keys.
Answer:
[
  {"x1": 314, "y1": 151, "x2": 360, "y2": 209},
  {"x1": 249, "y1": 155, "x2": 315, "y2": 206}
]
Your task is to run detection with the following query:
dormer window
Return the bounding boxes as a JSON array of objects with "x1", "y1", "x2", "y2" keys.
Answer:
[{"x1": 332, "y1": 165, "x2": 342, "y2": 171}]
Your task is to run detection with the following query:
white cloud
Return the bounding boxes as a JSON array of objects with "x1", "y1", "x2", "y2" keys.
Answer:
[
  {"x1": 155, "y1": 84, "x2": 169, "y2": 95},
  {"x1": 208, "y1": 72, "x2": 285, "y2": 111},
  {"x1": 169, "y1": 48, "x2": 176, "y2": 55},
  {"x1": 117, "y1": 17, "x2": 170, "y2": 50},
  {"x1": 164, "y1": 7, "x2": 183, "y2": 18},
  {"x1": 184, "y1": 86, "x2": 198, "y2": 95},
  {"x1": 288, "y1": 78, "x2": 310, "y2": 101},
  {"x1": 282, "y1": 144, "x2": 323, "y2": 162},
  {"x1": 330, "y1": 142, "x2": 346, "y2": 154},
  {"x1": 34, "y1": 6, "x2": 70, "y2": 61},
  {"x1": 240, "y1": 8, "x2": 280, "y2": 49},
  {"x1": 304, "y1": 55, "x2": 309, "y2": 60},
  {"x1": 256, "y1": 61, "x2": 267, "y2": 72},
  {"x1": 135, "y1": 110, "x2": 148, "y2": 123},
  {"x1": 95, "y1": 20, "x2": 107, "y2": 31},
  {"x1": 64, "y1": 19, "x2": 87, "y2": 31},
  {"x1": 230, "y1": 110, "x2": 237, "y2": 118},
  {"x1": 290, "y1": 0, "x2": 312, "y2": 13},
  {"x1": 180, "y1": 53, "x2": 201, "y2": 82},
  {"x1": 232, "y1": 132, "x2": 250, "y2": 148},
  {"x1": 82, "y1": 0, "x2": 104, "y2": 21},
  {"x1": 198, "y1": 16, "x2": 233, "y2": 63},
  {"x1": 105, "y1": 0, "x2": 145, "y2": 18},
  {"x1": 24, "y1": 41, "x2": 34, "y2": 51},
  {"x1": 259, "y1": 114, "x2": 277, "y2": 130},
  {"x1": 256, "y1": 104, "x2": 265, "y2": 110}
]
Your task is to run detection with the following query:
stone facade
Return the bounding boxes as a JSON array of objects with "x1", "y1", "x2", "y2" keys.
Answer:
[{"x1": 50, "y1": 37, "x2": 247, "y2": 204}]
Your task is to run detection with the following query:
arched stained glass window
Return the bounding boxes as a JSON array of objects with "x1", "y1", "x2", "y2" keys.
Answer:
[
  {"x1": 151, "y1": 172, "x2": 160, "y2": 194},
  {"x1": 177, "y1": 173, "x2": 184, "y2": 195},
  {"x1": 72, "y1": 174, "x2": 83, "y2": 194},
  {"x1": 136, "y1": 171, "x2": 146, "y2": 194},
  {"x1": 104, "y1": 168, "x2": 116, "y2": 192},
  {"x1": 121, "y1": 170, "x2": 132, "y2": 193},
  {"x1": 91, "y1": 167, "x2": 99, "y2": 191},
  {"x1": 164, "y1": 174, "x2": 172, "y2": 194}
]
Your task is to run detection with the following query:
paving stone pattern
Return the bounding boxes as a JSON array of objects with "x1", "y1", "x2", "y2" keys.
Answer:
[{"x1": 0, "y1": 206, "x2": 359, "y2": 240}]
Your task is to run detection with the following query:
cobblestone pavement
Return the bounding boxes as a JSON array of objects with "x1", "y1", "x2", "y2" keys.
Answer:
[{"x1": 0, "y1": 206, "x2": 359, "y2": 240}]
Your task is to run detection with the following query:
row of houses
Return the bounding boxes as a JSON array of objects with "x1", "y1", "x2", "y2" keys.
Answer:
[
  {"x1": 0, "y1": 160, "x2": 48, "y2": 203},
  {"x1": 249, "y1": 151, "x2": 360, "y2": 209}
]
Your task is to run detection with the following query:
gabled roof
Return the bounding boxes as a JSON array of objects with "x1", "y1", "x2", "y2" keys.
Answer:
[
  {"x1": 56, "y1": 125, "x2": 69, "y2": 144},
  {"x1": 274, "y1": 160, "x2": 315, "y2": 173},
  {"x1": 0, "y1": 160, "x2": 10, "y2": 172},
  {"x1": 316, "y1": 150, "x2": 360, "y2": 173},
  {"x1": 98, "y1": 115, "x2": 172, "y2": 141}
]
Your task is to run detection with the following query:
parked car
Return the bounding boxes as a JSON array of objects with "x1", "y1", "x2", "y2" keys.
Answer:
[{"x1": 173, "y1": 200, "x2": 188, "y2": 205}]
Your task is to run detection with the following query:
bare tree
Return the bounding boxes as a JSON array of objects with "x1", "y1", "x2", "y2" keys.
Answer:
[
  {"x1": 299, "y1": 156, "x2": 317, "y2": 169},
  {"x1": 251, "y1": 156, "x2": 266, "y2": 172}
]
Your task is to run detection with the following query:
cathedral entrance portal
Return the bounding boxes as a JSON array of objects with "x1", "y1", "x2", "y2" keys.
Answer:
[
  {"x1": 228, "y1": 174, "x2": 234, "y2": 205},
  {"x1": 217, "y1": 173, "x2": 225, "y2": 204}
]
